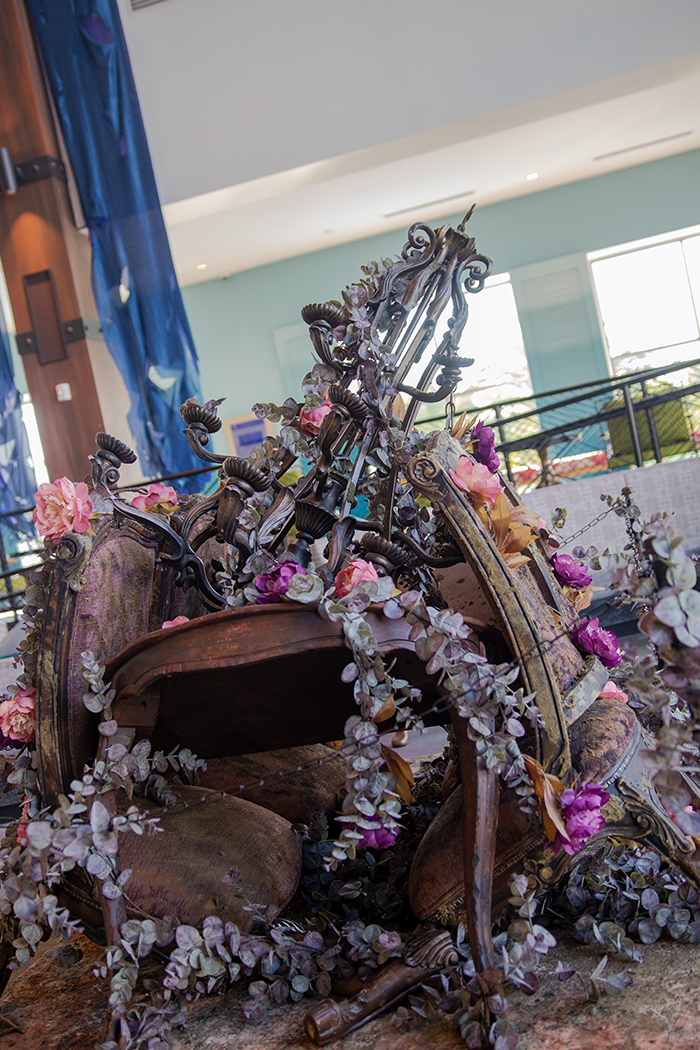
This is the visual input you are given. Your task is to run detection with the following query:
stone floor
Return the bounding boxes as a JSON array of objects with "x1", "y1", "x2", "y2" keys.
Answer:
[{"x1": 1, "y1": 930, "x2": 698, "y2": 1050}]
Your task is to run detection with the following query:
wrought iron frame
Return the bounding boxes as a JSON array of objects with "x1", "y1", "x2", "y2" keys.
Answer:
[{"x1": 89, "y1": 216, "x2": 491, "y2": 608}]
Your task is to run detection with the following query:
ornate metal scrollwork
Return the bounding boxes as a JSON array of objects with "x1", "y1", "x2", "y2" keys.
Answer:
[
  {"x1": 54, "y1": 532, "x2": 93, "y2": 592},
  {"x1": 327, "y1": 384, "x2": 369, "y2": 421},
  {"x1": 404, "y1": 451, "x2": 443, "y2": 496},
  {"x1": 616, "y1": 777, "x2": 694, "y2": 856},
  {"x1": 301, "y1": 302, "x2": 345, "y2": 329},
  {"x1": 180, "y1": 398, "x2": 227, "y2": 465},
  {"x1": 216, "y1": 458, "x2": 270, "y2": 546},
  {"x1": 404, "y1": 926, "x2": 458, "y2": 968},
  {"x1": 86, "y1": 215, "x2": 494, "y2": 612},
  {"x1": 90, "y1": 433, "x2": 137, "y2": 491},
  {"x1": 359, "y1": 533, "x2": 413, "y2": 575}
]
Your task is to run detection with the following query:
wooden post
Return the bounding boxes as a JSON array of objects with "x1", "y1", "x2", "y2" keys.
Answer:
[{"x1": 0, "y1": 0, "x2": 105, "y2": 482}]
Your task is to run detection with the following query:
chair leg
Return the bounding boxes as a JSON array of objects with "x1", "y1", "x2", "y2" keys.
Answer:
[
  {"x1": 0, "y1": 912, "x2": 18, "y2": 1001},
  {"x1": 303, "y1": 928, "x2": 457, "y2": 1045},
  {"x1": 450, "y1": 711, "x2": 499, "y2": 972}
]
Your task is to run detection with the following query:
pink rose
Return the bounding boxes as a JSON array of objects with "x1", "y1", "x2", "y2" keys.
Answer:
[
  {"x1": 33, "y1": 477, "x2": 92, "y2": 542},
  {"x1": 161, "y1": 616, "x2": 190, "y2": 629},
  {"x1": 0, "y1": 686, "x2": 36, "y2": 744},
  {"x1": 599, "y1": 680, "x2": 628, "y2": 704},
  {"x1": 299, "y1": 400, "x2": 332, "y2": 436},
  {"x1": 449, "y1": 456, "x2": 503, "y2": 507},
  {"x1": 335, "y1": 558, "x2": 380, "y2": 598},
  {"x1": 131, "y1": 483, "x2": 179, "y2": 515}
]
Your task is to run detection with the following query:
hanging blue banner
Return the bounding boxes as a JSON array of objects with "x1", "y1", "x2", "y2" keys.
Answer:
[{"x1": 27, "y1": 0, "x2": 203, "y2": 487}]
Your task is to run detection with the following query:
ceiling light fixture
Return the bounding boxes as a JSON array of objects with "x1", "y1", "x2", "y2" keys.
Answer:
[
  {"x1": 384, "y1": 190, "x2": 475, "y2": 219},
  {"x1": 196, "y1": 263, "x2": 208, "y2": 270},
  {"x1": 525, "y1": 172, "x2": 539, "y2": 181},
  {"x1": 593, "y1": 130, "x2": 692, "y2": 161}
]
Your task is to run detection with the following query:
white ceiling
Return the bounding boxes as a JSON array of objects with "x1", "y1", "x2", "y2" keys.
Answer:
[{"x1": 115, "y1": 0, "x2": 700, "y2": 285}]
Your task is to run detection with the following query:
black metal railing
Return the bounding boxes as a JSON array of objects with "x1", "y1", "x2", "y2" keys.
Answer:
[
  {"x1": 1, "y1": 359, "x2": 698, "y2": 619},
  {"x1": 420, "y1": 357, "x2": 700, "y2": 491}
]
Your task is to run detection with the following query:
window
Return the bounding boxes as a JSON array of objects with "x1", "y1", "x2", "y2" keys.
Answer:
[
  {"x1": 410, "y1": 273, "x2": 531, "y2": 421},
  {"x1": 455, "y1": 273, "x2": 531, "y2": 407},
  {"x1": 589, "y1": 225, "x2": 700, "y2": 382}
]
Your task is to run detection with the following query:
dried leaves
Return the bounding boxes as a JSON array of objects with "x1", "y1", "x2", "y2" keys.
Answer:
[
  {"x1": 522, "y1": 754, "x2": 567, "y2": 844},
  {"x1": 486, "y1": 493, "x2": 538, "y2": 569}
]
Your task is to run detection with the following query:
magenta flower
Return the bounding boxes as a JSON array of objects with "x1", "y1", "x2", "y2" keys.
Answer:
[
  {"x1": 349, "y1": 818, "x2": 398, "y2": 850},
  {"x1": 161, "y1": 616, "x2": 190, "y2": 629},
  {"x1": 571, "y1": 617, "x2": 621, "y2": 669},
  {"x1": 553, "y1": 783, "x2": 609, "y2": 855},
  {"x1": 254, "y1": 561, "x2": 306, "y2": 604},
  {"x1": 551, "y1": 553, "x2": 592, "y2": 590},
  {"x1": 471, "y1": 421, "x2": 500, "y2": 473}
]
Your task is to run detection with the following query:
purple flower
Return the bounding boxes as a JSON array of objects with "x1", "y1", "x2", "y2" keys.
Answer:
[
  {"x1": 253, "y1": 561, "x2": 305, "y2": 604},
  {"x1": 571, "y1": 617, "x2": 621, "y2": 669},
  {"x1": 472, "y1": 421, "x2": 500, "y2": 474},
  {"x1": 551, "y1": 553, "x2": 592, "y2": 590},
  {"x1": 349, "y1": 818, "x2": 398, "y2": 851},
  {"x1": 553, "y1": 783, "x2": 609, "y2": 855}
]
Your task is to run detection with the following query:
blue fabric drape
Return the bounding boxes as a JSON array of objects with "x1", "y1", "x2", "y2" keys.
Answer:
[
  {"x1": 0, "y1": 304, "x2": 36, "y2": 543},
  {"x1": 27, "y1": 0, "x2": 203, "y2": 487}
]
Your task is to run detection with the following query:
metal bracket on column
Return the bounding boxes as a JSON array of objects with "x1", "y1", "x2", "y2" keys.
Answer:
[
  {"x1": 0, "y1": 148, "x2": 67, "y2": 194},
  {"x1": 15, "y1": 155, "x2": 67, "y2": 186},
  {"x1": 17, "y1": 317, "x2": 104, "y2": 354}
]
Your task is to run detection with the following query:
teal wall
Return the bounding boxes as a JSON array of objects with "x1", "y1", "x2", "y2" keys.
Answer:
[{"x1": 182, "y1": 149, "x2": 700, "y2": 448}]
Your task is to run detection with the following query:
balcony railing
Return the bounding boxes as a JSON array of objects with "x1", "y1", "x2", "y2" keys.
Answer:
[
  {"x1": 421, "y1": 356, "x2": 700, "y2": 492},
  {"x1": 1, "y1": 358, "x2": 699, "y2": 621}
]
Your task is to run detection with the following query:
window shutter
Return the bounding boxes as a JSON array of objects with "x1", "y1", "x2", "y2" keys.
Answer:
[
  {"x1": 509, "y1": 253, "x2": 609, "y2": 395},
  {"x1": 272, "y1": 323, "x2": 316, "y2": 399}
]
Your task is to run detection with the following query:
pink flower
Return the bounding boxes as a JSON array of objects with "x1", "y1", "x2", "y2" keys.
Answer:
[
  {"x1": 33, "y1": 478, "x2": 92, "y2": 542},
  {"x1": 335, "y1": 558, "x2": 379, "y2": 598},
  {"x1": 254, "y1": 561, "x2": 306, "y2": 604},
  {"x1": 449, "y1": 456, "x2": 503, "y2": 507},
  {"x1": 348, "y1": 818, "x2": 398, "y2": 851},
  {"x1": 131, "y1": 483, "x2": 179, "y2": 515},
  {"x1": 0, "y1": 686, "x2": 36, "y2": 744},
  {"x1": 599, "y1": 680, "x2": 628, "y2": 704},
  {"x1": 571, "y1": 617, "x2": 622, "y2": 669},
  {"x1": 299, "y1": 400, "x2": 332, "y2": 436},
  {"x1": 161, "y1": 616, "x2": 190, "y2": 629},
  {"x1": 553, "y1": 783, "x2": 609, "y2": 856},
  {"x1": 551, "y1": 553, "x2": 592, "y2": 590}
]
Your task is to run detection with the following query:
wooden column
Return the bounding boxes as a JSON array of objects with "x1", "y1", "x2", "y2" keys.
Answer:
[{"x1": 0, "y1": 0, "x2": 105, "y2": 483}]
